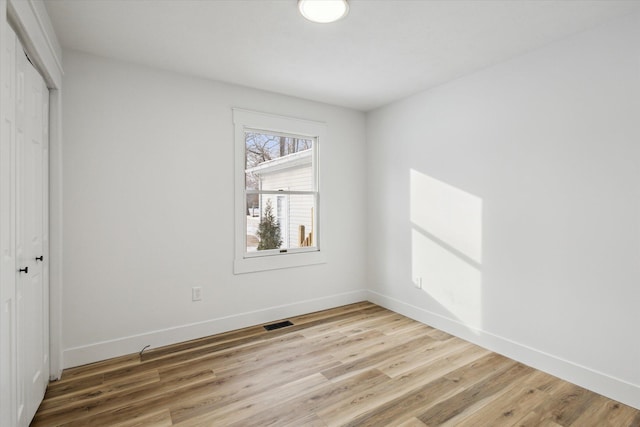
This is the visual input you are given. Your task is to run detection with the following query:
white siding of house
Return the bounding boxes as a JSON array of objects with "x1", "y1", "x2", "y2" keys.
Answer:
[{"x1": 260, "y1": 164, "x2": 313, "y2": 191}]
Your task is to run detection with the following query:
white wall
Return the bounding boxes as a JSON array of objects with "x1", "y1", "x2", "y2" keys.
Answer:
[
  {"x1": 366, "y1": 12, "x2": 640, "y2": 409},
  {"x1": 61, "y1": 50, "x2": 367, "y2": 367}
]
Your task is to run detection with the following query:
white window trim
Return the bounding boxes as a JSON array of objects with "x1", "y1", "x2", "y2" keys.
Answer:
[{"x1": 233, "y1": 109, "x2": 326, "y2": 274}]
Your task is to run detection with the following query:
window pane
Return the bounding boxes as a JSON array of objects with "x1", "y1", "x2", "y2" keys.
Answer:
[
  {"x1": 245, "y1": 132, "x2": 314, "y2": 192},
  {"x1": 246, "y1": 194, "x2": 316, "y2": 252}
]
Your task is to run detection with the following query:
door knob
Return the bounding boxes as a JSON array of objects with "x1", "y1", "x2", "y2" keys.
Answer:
[
  {"x1": 35, "y1": 256, "x2": 43, "y2": 262},
  {"x1": 18, "y1": 266, "x2": 28, "y2": 274}
]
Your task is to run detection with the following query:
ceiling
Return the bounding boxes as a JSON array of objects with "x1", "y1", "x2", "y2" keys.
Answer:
[{"x1": 45, "y1": 0, "x2": 640, "y2": 111}]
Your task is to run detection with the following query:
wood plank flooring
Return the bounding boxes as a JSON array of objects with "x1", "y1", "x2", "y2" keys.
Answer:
[{"x1": 32, "y1": 302, "x2": 640, "y2": 426}]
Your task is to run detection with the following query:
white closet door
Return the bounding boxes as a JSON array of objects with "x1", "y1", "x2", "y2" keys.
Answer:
[
  {"x1": 21, "y1": 56, "x2": 49, "y2": 425},
  {"x1": 1, "y1": 20, "x2": 18, "y2": 427},
  {"x1": 2, "y1": 20, "x2": 49, "y2": 427},
  {"x1": 15, "y1": 27, "x2": 28, "y2": 426},
  {"x1": 13, "y1": 28, "x2": 49, "y2": 426}
]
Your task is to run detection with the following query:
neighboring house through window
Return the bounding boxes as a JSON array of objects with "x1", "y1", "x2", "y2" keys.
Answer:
[
  {"x1": 276, "y1": 194, "x2": 288, "y2": 247},
  {"x1": 233, "y1": 109, "x2": 326, "y2": 274}
]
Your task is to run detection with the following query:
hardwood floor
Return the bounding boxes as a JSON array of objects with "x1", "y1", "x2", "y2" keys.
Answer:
[{"x1": 33, "y1": 302, "x2": 640, "y2": 426}]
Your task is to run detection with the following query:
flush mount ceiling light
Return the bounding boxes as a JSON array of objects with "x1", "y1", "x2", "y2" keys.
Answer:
[{"x1": 298, "y1": 0, "x2": 349, "y2": 24}]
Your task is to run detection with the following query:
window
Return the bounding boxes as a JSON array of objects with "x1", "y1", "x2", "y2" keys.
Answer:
[{"x1": 233, "y1": 109, "x2": 326, "y2": 274}]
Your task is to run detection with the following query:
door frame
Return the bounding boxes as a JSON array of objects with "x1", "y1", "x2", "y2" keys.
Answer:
[{"x1": 1, "y1": 0, "x2": 63, "y2": 379}]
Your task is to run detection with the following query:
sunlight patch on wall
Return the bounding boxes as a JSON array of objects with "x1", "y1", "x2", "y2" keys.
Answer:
[
  {"x1": 410, "y1": 170, "x2": 482, "y2": 264},
  {"x1": 410, "y1": 169, "x2": 483, "y2": 329},
  {"x1": 411, "y1": 229, "x2": 482, "y2": 328}
]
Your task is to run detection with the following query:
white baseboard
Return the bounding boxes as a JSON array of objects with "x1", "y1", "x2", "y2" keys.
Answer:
[
  {"x1": 366, "y1": 290, "x2": 640, "y2": 411},
  {"x1": 63, "y1": 290, "x2": 367, "y2": 369}
]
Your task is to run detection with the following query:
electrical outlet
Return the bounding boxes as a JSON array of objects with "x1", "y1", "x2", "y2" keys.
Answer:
[
  {"x1": 413, "y1": 277, "x2": 422, "y2": 289},
  {"x1": 192, "y1": 287, "x2": 202, "y2": 301}
]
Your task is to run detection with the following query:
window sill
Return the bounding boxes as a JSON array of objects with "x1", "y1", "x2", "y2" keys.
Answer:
[{"x1": 233, "y1": 250, "x2": 326, "y2": 274}]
